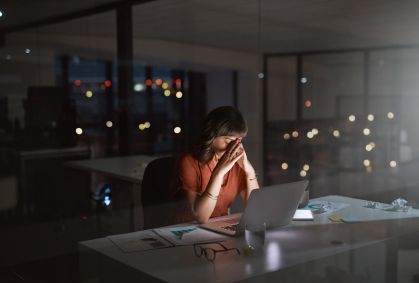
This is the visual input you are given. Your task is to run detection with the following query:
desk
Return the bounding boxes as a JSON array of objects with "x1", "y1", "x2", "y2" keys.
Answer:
[
  {"x1": 79, "y1": 196, "x2": 419, "y2": 283},
  {"x1": 66, "y1": 155, "x2": 158, "y2": 231},
  {"x1": 66, "y1": 155, "x2": 158, "y2": 184}
]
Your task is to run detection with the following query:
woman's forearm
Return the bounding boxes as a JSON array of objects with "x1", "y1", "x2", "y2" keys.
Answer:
[
  {"x1": 245, "y1": 171, "x2": 260, "y2": 200},
  {"x1": 193, "y1": 172, "x2": 224, "y2": 223}
]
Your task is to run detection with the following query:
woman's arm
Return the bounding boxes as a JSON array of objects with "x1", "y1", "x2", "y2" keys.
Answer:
[
  {"x1": 238, "y1": 146, "x2": 260, "y2": 202},
  {"x1": 186, "y1": 139, "x2": 244, "y2": 223},
  {"x1": 243, "y1": 169, "x2": 260, "y2": 201},
  {"x1": 186, "y1": 170, "x2": 225, "y2": 223}
]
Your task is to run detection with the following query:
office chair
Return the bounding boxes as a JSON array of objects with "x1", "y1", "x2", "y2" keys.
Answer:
[{"x1": 141, "y1": 156, "x2": 180, "y2": 229}]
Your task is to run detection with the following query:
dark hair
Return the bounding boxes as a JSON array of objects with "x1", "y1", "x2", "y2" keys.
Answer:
[{"x1": 192, "y1": 106, "x2": 247, "y2": 164}]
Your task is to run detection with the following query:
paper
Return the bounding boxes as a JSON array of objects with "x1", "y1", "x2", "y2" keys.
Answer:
[
  {"x1": 108, "y1": 230, "x2": 173, "y2": 253},
  {"x1": 153, "y1": 225, "x2": 227, "y2": 246},
  {"x1": 328, "y1": 215, "x2": 343, "y2": 222},
  {"x1": 292, "y1": 209, "x2": 314, "y2": 221},
  {"x1": 328, "y1": 215, "x2": 360, "y2": 223}
]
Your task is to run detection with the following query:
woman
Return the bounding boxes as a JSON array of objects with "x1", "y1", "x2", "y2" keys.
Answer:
[{"x1": 176, "y1": 106, "x2": 259, "y2": 224}]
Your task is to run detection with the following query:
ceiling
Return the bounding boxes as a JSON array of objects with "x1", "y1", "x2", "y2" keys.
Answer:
[
  {"x1": 0, "y1": 0, "x2": 128, "y2": 30},
  {"x1": 2, "y1": 0, "x2": 419, "y2": 54}
]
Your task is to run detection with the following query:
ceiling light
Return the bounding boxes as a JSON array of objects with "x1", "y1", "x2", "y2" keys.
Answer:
[
  {"x1": 389, "y1": 160, "x2": 397, "y2": 168},
  {"x1": 134, "y1": 83, "x2": 145, "y2": 92},
  {"x1": 307, "y1": 131, "x2": 314, "y2": 139},
  {"x1": 176, "y1": 91, "x2": 183, "y2": 98},
  {"x1": 332, "y1": 130, "x2": 340, "y2": 138},
  {"x1": 387, "y1": 112, "x2": 394, "y2": 119},
  {"x1": 174, "y1": 127, "x2": 181, "y2": 134},
  {"x1": 75, "y1": 128, "x2": 83, "y2": 135}
]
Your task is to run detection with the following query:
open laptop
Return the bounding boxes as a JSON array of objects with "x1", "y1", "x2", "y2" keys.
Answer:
[{"x1": 200, "y1": 180, "x2": 309, "y2": 236}]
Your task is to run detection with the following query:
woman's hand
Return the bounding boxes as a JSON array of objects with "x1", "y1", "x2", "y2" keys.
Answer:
[
  {"x1": 213, "y1": 139, "x2": 244, "y2": 176},
  {"x1": 237, "y1": 144, "x2": 256, "y2": 177}
]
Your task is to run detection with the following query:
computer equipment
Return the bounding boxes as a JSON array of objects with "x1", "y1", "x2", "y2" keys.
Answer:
[{"x1": 200, "y1": 180, "x2": 309, "y2": 236}]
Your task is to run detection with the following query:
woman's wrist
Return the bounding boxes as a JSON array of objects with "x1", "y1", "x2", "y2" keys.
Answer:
[
  {"x1": 212, "y1": 166, "x2": 227, "y2": 178},
  {"x1": 245, "y1": 168, "x2": 257, "y2": 179},
  {"x1": 203, "y1": 190, "x2": 218, "y2": 200}
]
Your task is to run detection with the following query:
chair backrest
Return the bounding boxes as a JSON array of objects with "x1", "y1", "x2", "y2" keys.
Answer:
[{"x1": 141, "y1": 156, "x2": 178, "y2": 229}]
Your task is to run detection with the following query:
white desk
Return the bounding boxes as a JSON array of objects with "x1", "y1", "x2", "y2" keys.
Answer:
[
  {"x1": 79, "y1": 196, "x2": 419, "y2": 283},
  {"x1": 66, "y1": 155, "x2": 159, "y2": 231},
  {"x1": 66, "y1": 155, "x2": 158, "y2": 184}
]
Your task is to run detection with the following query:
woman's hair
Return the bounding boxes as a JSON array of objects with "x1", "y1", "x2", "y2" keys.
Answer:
[{"x1": 192, "y1": 106, "x2": 247, "y2": 163}]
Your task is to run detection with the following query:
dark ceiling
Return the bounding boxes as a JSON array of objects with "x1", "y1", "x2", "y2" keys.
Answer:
[
  {"x1": 0, "y1": 0, "x2": 151, "y2": 33},
  {"x1": 2, "y1": 0, "x2": 419, "y2": 53}
]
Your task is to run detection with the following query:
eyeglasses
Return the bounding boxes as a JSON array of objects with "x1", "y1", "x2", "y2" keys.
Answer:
[{"x1": 193, "y1": 242, "x2": 240, "y2": 262}]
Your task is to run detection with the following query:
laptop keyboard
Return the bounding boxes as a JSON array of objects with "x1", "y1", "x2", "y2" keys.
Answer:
[
  {"x1": 224, "y1": 218, "x2": 239, "y2": 224},
  {"x1": 222, "y1": 224, "x2": 238, "y2": 231}
]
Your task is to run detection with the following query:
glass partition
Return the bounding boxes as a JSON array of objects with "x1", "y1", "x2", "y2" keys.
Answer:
[
  {"x1": 2, "y1": 1, "x2": 419, "y2": 282},
  {"x1": 265, "y1": 49, "x2": 419, "y2": 205}
]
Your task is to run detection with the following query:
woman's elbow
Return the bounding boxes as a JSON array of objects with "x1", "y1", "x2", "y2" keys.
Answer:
[
  {"x1": 193, "y1": 210, "x2": 210, "y2": 224},
  {"x1": 196, "y1": 216, "x2": 210, "y2": 224}
]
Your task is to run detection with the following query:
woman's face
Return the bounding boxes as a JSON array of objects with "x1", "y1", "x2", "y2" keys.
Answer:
[{"x1": 212, "y1": 135, "x2": 243, "y2": 153}]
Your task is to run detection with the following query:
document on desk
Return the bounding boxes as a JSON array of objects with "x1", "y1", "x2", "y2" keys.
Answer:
[
  {"x1": 293, "y1": 209, "x2": 314, "y2": 220},
  {"x1": 108, "y1": 230, "x2": 173, "y2": 253},
  {"x1": 153, "y1": 225, "x2": 227, "y2": 246}
]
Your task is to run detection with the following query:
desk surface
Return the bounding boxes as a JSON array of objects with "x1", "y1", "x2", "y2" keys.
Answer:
[
  {"x1": 79, "y1": 195, "x2": 419, "y2": 283},
  {"x1": 66, "y1": 154, "x2": 158, "y2": 183}
]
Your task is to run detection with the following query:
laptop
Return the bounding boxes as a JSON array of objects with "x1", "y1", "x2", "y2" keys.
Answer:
[{"x1": 200, "y1": 180, "x2": 309, "y2": 236}]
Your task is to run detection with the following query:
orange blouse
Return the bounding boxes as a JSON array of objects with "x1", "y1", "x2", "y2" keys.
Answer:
[{"x1": 177, "y1": 153, "x2": 247, "y2": 219}]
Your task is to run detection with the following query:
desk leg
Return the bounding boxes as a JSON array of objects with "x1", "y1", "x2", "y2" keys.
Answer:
[
  {"x1": 385, "y1": 236, "x2": 399, "y2": 283},
  {"x1": 129, "y1": 183, "x2": 144, "y2": 231},
  {"x1": 130, "y1": 184, "x2": 135, "y2": 231}
]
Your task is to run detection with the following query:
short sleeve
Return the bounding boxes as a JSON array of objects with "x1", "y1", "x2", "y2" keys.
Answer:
[{"x1": 178, "y1": 154, "x2": 201, "y2": 195}]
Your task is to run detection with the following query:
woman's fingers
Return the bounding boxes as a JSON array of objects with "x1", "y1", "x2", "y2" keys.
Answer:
[
  {"x1": 228, "y1": 140, "x2": 242, "y2": 158},
  {"x1": 231, "y1": 151, "x2": 244, "y2": 164}
]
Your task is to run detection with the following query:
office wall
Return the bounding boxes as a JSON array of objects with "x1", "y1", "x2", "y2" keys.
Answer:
[
  {"x1": 206, "y1": 70, "x2": 234, "y2": 111},
  {"x1": 267, "y1": 56, "x2": 297, "y2": 122}
]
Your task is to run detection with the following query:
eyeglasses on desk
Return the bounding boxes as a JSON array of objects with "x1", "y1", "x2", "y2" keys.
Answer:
[{"x1": 193, "y1": 242, "x2": 240, "y2": 262}]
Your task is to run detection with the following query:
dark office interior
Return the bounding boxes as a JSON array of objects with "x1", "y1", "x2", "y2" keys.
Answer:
[{"x1": 1, "y1": 0, "x2": 419, "y2": 282}]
